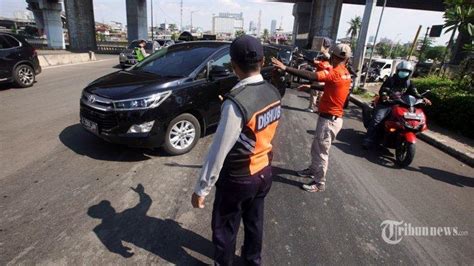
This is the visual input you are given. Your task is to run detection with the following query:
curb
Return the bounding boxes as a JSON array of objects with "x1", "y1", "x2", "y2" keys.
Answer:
[
  {"x1": 349, "y1": 95, "x2": 474, "y2": 167},
  {"x1": 38, "y1": 51, "x2": 97, "y2": 68}
]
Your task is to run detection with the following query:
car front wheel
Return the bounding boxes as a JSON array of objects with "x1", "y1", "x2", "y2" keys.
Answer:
[
  {"x1": 163, "y1": 113, "x2": 201, "y2": 155},
  {"x1": 14, "y1": 64, "x2": 35, "y2": 88}
]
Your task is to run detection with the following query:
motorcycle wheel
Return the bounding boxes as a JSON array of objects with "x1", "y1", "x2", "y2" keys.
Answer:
[
  {"x1": 395, "y1": 141, "x2": 416, "y2": 167},
  {"x1": 362, "y1": 105, "x2": 373, "y2": 129}
]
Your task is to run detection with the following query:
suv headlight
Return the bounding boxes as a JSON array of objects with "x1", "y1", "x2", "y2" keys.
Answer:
[{"x1": 113, "y1": 91, "x2": 171, "y2": 111}]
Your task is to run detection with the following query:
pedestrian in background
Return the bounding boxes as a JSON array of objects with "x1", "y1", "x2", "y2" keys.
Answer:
[
  {"x1": 272, "y1": 44, "x2": 352, "y2": 192},
  {"x1": 299, "y1": 52, "x2": 333, "y2": 113},
  {"x1": 134, "y1": 40, "x2": 149, "y2": 62},
  {"x1": 191, "y1": 35, "x2": 282, "y2": 265}
]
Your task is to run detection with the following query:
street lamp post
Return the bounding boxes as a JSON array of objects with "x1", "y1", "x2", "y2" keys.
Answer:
[
  {"x1": 190, "y1": 11, "x2": 196, "y2": 33},
  {"x1": 150, "y1": 0, "x2": 154, "y2": 39},
  {"x1": 362, "y1": 0, "x2": 387, "y2": 88}
]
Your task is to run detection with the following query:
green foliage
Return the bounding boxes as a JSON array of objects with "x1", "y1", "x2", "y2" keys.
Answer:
[
  {"x1": 443, "y1": 0, "x2": 473, "y2": 34},
  {"x1": 375, "y1": 40, "x2": 392, "y2": 58},
  {"x1": 169, "y1": 24, "x2": 178, "y2": 32},
  {"x1": 262, "y1": 29, "x2": 269, "y2": 41},
  {"x1": 424, "y1": 46, "x2": 446, "y2": 61},
  {"x1": 171, "y1": 32, "x2": 179, "y2": 41},
  {"x1": 347, "y1": 16, "x2": 361, "y2": 49},
  {"x1": 413, "y1": 75, "x2": 474, "y2": 138},
  {"x1": 235, "y1": 30, "x2": 245, "y2": 38}
]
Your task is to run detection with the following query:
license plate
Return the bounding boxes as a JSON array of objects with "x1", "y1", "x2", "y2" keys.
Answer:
[
  {"x1": 81, "y1": 117, "x2": 99, "y2": 135},
  {"x1": 404, "y1": 112, "x2": 421, "y2": 120}
]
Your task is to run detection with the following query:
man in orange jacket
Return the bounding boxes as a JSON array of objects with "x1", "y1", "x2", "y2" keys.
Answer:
[{"x1": 272, "y1": 44, "x2": 352, "y2": 192}]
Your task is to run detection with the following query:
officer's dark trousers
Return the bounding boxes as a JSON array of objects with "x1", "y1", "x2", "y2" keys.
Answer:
[
  {"x1": 365, "y1": 104, "x2": 391, "y2": 143},
  {"x1": 212, "y1": 166, "x2": 273, "y2": 266}
]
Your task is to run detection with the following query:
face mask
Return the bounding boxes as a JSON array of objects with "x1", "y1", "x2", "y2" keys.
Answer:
[{"x1": 398, "y1": 71, "x2": 410, "y2": 79}]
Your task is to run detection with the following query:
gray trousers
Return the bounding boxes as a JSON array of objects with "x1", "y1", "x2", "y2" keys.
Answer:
[{"x1": 309, "y1": 116, "x2": 343, "y2": 184}]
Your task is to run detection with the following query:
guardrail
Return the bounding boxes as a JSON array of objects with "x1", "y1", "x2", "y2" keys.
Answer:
[
  {"x1": 27, "y1": 39, "x2": 126, "y2": 54},
  {"x1": 96, "y1": 44, "x2": 126, "y2": 55}
]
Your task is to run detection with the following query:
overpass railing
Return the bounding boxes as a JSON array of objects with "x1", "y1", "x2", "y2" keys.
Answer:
[{"x1": 26, "y1": 39, "x2": 127, "y2": 54}]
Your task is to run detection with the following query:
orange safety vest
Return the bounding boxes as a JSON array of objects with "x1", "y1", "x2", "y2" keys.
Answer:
[{"x1": 223, "y1": 81, "x2": 282, "y2": 177}]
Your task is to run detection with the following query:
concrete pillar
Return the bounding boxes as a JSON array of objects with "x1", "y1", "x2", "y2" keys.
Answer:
[
  {"x1": 64, "y1": 0, "x2": 97, "y2": 51},
  {"x1": 27, "y1": 0, "x2": 65, "y2": 49},
  {"x1": 353, "y1": 0, "x2": 377, "y2": 88},
  {"x1": 292, "y1": 2, "x2": 312, "y2": 48},
  {"x1": 308, "y1": 0, "x2": 343, "y2": 44},
  {"x1": 126, "y1": 0, "x2": 148, "y2": 42},
  {"x1": 30, "y1": 9, "x2": 44, "y2": 36}
]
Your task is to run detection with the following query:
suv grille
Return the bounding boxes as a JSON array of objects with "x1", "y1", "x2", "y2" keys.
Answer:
[{"x1": 80, "y1": 103, "x2": 118, "y2": 130}]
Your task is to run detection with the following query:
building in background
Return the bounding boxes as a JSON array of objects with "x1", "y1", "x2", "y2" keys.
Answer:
[
  {"x1": 212, "y1": 12, "x2": 244, "y2": 39},
  {"x1": 159, "y1": 22, "x2": 169, "y2": 31},
  {"x1": 110, "y1": 21, "x2": 125, "y2": 32},
  {"x1": 270, "y1": 19, "x2": 277, "y2": 36}
]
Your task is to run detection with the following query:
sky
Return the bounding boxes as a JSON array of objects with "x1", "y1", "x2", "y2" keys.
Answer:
[{"x1": 0, "y1": 0, "x2": 451, "y2": 45}]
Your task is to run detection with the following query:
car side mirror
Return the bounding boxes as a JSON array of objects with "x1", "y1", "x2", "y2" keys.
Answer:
[{"x1": 209, "y1": 65, "x2": 231, "y2": 79}]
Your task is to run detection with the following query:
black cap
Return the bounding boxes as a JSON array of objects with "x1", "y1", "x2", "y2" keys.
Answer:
[{"x1": 230, "y1": 35, "x2": 264, "y2": 64}]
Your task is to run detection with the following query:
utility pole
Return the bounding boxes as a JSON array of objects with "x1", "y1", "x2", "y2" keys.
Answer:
[
  {"x1": 257, "y1": 10, "x2": 262, "y2": 37},
  {"x1": 150, "y1": 0, "x2": 154, "y2": 39},
  {"x1": 407, "y1": 25, "x2": 422, "y2": 60},
  {"x1": 190, "y1": 10, "x2": 196, "y2": 33},
  {"x1": 418, "y1": 26, "x2": 431, "y2": 62},
  {"x1": 180, "y1": 0, "x2": 183, "y2": 31},
  {"x1": 353, "y1": 0, "x2": 376, "y2": 90},
  {"x1": 362, "y1": 0, "x2": 386, "y2": 88}
]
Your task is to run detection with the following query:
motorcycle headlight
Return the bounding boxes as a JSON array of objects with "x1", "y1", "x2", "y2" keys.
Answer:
[{"x1": 113, "y1": 91, "x2": 172, "y2": 111}]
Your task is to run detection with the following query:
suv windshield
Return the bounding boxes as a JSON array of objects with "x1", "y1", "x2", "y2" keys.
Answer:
[{"x1": 133, "y1": 45, "x2": 219, "y2": 77}]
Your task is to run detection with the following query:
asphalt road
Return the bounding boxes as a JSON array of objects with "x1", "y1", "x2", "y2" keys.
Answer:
[{"x1": 1, "y1": 57, "x2": 473, "y2": 265}]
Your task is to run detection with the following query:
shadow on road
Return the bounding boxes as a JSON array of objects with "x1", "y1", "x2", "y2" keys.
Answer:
[
  {"x1": 272, "y1": 166, "x2": 306, "y2": 189},
  {"x1": 0, "y1": 81, "x2": 38, "y2": 91},
  {"x1": 334, "y1": 128, "x2": 403, "y2": 169},
  {"x1": 113, "y1": 64, "x2": 126, "y2": 69},
  {"x1": 281, "y1": 105, "x2": 308, "y2": 113},
  {"x1": 88, "y1": 184, "x2": 213, "y2": 264},
  {"x1": 418, "y1": 167, "x2": 474, "y2": 187},
  {"x1": 165, "y1": 162, "x2": 202, "y2": 169},
  {"x1": 59, "y1": 124, "x2": 164, "y2": 162}
]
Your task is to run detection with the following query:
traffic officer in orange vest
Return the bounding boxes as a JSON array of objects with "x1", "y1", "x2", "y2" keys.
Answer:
[
  {"x1": 272, "y1": 44, "x2": 352, "y2": 193},
  {"x1": 191, "y1": 35, "x2": 282, "y2": 265}
]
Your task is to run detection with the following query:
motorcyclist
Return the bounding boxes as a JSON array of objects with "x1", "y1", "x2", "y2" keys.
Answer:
[{"x1": 362, "y1": 61, "x2": 431, "y2": 149}]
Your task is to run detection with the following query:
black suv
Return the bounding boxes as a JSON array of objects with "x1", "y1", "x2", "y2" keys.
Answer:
[
  {"x1": 0, "y1": 33, "x2": 41, "y2": 87},
  {"x1": 80, "y1": 41, "x2": 285, "y2": 155}
]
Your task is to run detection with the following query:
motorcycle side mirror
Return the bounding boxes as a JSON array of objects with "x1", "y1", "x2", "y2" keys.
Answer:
[{"x1": 421, "y1": 90, "x2": 431, "y2": 96}]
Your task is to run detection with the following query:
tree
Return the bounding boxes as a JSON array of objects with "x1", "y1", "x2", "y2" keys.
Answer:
[
  {"x1": 375, "y1": 42, "x2": 392, "y2": 58},
  {"x1": 425, "y1": 46, "x2": 447, "y2": 61},
  {"x1": 235, "y1": 30, "x2": 245, "y2": 38},
  {"x1": 262, "y1": 29, "x2": 269, "y2": 41},
  {"x1": 418, "y1": 37, "x2": 434, "y2": 62},
  {"x1": 169, "y1": 24, "x2": 178, "y2": 32},
  {"x1": 346, "y1": 16, "x2": 361, "y2": 49},
  {"x1": 442, "y1": 0, "x2": 474, "y2": 64}
]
